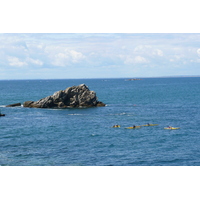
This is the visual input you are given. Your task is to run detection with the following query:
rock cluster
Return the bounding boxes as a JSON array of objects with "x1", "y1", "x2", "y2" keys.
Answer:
[{"x1": 23, "y1": 84, "x2": 105, "y2": 108}]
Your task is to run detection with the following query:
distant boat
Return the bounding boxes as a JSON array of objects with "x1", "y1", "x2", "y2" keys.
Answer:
[{"x1": 128, "y1": 78, "x2": 141, "y2": 81}]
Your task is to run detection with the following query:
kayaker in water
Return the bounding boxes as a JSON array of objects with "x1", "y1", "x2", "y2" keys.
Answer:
[
  {"x1": 113, "y1": 125, "x2": 120, "y2": 128},
  {"x1": 133, "y1": 125, "x2": 136, "y2": 128}
]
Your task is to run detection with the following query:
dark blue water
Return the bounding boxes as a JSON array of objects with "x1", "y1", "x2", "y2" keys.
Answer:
[{"x1": 0, "y1": 77, "x2": 200, "y2": 166}]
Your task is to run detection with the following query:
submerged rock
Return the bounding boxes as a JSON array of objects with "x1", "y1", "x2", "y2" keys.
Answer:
[{"x1": 23, "y1": 84, "x2": 106, "y2": 108}]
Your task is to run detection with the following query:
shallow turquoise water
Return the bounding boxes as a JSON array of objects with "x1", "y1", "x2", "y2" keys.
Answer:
[{"x1": 0, "y1": 77, "x2": 200, "y2": 165}]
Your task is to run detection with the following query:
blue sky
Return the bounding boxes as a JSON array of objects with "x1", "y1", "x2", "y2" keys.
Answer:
[{"x1": 0, "y1": 33, "x2": 200, "y2": 79}]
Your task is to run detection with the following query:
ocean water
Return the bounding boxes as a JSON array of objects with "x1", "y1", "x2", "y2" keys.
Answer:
[{"x1": 0, "y1": 77, "x2": 200, "y2": 166}]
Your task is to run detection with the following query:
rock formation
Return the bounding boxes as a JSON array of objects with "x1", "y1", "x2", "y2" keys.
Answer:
[
  {"x1": 6, "y1": 103, "x2": 21, "y2": 107},
  {"x1": 23, "y1": 84, "x2": 105, "y2": 108}
]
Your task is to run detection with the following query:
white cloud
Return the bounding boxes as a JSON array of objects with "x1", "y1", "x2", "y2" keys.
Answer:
[
  {"x1": 134, "y1": 56, "x2": 148, "y2": 63},
  {"x1": 122, "y1": 56, "x2": 133, "y2": 64},
  {"x1": 49, "y1": 48, "x2": 85, "y2": 67},
  {"x1": 153, "y1": 49, "x2": 163, "y2": 56},
  {"x1": 174, "y1": 54, "x2": 184, "y2": 60},
  {"x1": 120, "y1": 55, "x2": 148, "y2": 64},
  {"x1": 190, "y1": 58, "x2": 200, "y2": 63},
  {"x1": 197, "y1": 48, "x2": 200, "y2": 56},
  {"x1": 134, "y1": 45, "x2": 164, "y2": 58},
  {"x1": 52, "y1": 49, "x2": 86, "y2": 64},
  {"x1": 7, "y1": 56, "x2": 27, "y2": 67},
  {"x1": 27, "y1": 57, "x2": 43, "y2": 66},
  {"x1": 7, "y1": 55, "x2": 43, "y2": 68},
  {"x1": 134, "y1": 45, "x2": 151, "y2": 53},
  {"x1": 70, "y1": 50, "x2": 85, "y2": 63}
]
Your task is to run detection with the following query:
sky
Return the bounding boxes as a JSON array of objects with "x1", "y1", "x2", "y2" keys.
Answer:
[{"x1": 0, "y1": 33, "x2": 200, "y2": 80}]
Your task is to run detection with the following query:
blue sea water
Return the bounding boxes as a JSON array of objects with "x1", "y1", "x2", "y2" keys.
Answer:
[{"x1": 0, "y1": 77, "x2": 200, "y2": 166}]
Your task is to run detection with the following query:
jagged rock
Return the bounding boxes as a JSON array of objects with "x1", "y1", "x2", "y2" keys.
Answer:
[
  {"x1": 23, "y1": 84, "x2": 105, "y2": 108},
  {"x1": 6, "y1": 103, "x2": 21, "y2": 107}
]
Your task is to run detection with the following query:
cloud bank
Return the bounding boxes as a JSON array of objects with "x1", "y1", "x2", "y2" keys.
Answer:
[{"x1": 0, "y1": 33, "x2": 200, "y2": 79}]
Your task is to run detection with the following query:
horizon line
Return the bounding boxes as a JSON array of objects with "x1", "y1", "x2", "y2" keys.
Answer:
[{"x1": 0, "y1": 75, "x2": 200, "y2": 81}]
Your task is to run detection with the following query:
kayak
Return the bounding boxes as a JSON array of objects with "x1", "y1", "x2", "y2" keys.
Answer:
[
  {"x1": 125, "y1": 126, "x2": 141, "y2": 129},
  {"x1": 141, "y1": 124, "x2": 159, "y2": 126},
  {"x1": 112, "y1": 125, "x2": 121, "y2": 128},
  {"x1": 164, "y1": 127, "x2": 180, "y2": 130},
  {"x1": 0, "y1": 114, "x2": 5, "y2": 117}
]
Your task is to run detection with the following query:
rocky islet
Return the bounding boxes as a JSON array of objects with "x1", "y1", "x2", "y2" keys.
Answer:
[{"x1": 23, "y1": 84, "x2": 105, "y2": 108}]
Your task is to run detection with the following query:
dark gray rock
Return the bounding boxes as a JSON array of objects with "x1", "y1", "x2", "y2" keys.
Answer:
[
  {"x1": 23, "y1": 84, "x2": 105, "y2": 108},
  {"x1": 6, "y1": 103, "x2": 21, "y2": 107}
]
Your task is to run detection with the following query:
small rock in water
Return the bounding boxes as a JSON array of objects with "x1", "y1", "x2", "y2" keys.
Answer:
[{"x1": 6, "y1": 103, "x2": 21, "y2": 107}]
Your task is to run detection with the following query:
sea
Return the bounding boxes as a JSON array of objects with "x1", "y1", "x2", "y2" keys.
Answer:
[{"x1": 0, "y1": 77, "x2": 200, "y2": 166}]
